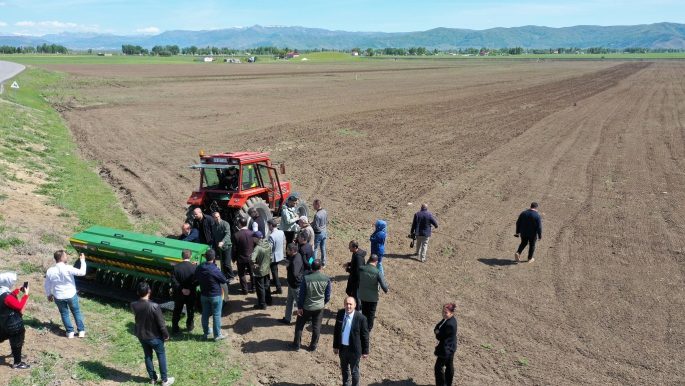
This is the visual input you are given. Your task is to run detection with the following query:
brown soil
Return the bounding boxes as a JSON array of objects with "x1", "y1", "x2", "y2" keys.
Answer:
[{"x1": 17, "y1": 59, "x2": 685, "y2": 385}]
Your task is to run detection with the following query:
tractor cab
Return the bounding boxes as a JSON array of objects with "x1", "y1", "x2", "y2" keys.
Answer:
[{"x1": 186, "y1": 151, "x2": 295, "y2": 226}]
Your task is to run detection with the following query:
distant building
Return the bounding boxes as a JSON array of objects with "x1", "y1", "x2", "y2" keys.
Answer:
[
  {"x1": 478, "y1": 51, "x2": 489, "y2": 56},
  {"x1": 285, "y1": 51, "x2": 299, "y2": 59},
  {"x1": 200, "y1": 57, "x2": 216, "y2": 62},
  {"x1": 97, "y1": 53, "x2": 112, "y2": 56},
  {"x1": 351, "y1": 51, "x2": 359, "y2": 56}
]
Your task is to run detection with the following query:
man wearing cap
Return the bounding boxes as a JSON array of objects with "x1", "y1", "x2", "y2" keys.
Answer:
[
  {"x1": 268, "y1": 219, "x2": 285, "y2": 295},
  {"x1": 298, "y1": 216, "x2": 314, "y2": 246},
  {"x1": 515, "y1": 202, "x2": 542, "y2": 263},
  {"x1": 280, "y1": 196, "x2": 300, "y2": 246},
  {"x1": 250, "y1": 231, "x2": 272, "y2": 309},
  {"x1": 195, "y1": 249, "x2": 227, "y2": 341}
]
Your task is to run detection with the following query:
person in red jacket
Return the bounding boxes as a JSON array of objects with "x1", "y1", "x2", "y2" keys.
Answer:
[{"x1": 0, "y1": 272, "x2": 30, "y2": 370}]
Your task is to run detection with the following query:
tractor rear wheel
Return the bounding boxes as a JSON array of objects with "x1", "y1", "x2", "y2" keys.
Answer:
[
  {"x1": 186, "y1": 205, "x2": 200, "y2": 223},
  {"x1": 237, "y1": 197, "x2": 273, "y2": 240}
]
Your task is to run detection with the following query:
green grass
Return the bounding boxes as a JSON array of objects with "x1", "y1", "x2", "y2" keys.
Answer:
[
  {"x1": 80, "y1": 299, "x2": 241, "y2": 384},
  {"x1": 336, "y1": 128, "x2": 366, "y2": 137},
  {"x1": 3, "y1": 65, "x2": 242, "y2": 385},
  {"x1": 1, "y1": 66, "x2": 132, "y2": 232},
  {"x1": 0, "y1": 54, "x2": 204, "y2": 65}
]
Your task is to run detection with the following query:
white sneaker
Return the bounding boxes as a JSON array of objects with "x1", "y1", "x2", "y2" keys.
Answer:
[
  {"x1": 67, "y1": 332, "x2": 75, "y2": 339},
  {"x1": 161, "y1": 377, "x2": 175, "y2": 386},
  {"x1": 78, "y1": 331, "x2": 86, "y2": 338}
]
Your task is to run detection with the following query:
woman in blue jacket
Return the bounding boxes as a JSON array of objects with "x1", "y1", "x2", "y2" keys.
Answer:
[{"x1": 369, "y1": 220, "x2": 387, "y2": 271}]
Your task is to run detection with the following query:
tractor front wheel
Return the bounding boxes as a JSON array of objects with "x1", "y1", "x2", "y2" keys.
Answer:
[{"x1": 237, "y1": 197, "x2": 273, "y2": 240}]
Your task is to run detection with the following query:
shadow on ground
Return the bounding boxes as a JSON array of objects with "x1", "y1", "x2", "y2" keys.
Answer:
[
  {"x1": 78, "y1": 360, "x2": 149, "y2": 383},
  {"x1": 477, "y1": 258, "x2": 519, "y2": 266}
]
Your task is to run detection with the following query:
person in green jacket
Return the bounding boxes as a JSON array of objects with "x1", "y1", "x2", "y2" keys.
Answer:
[
  {"x1": 358, "y1": 254, "x2": 388, "y2": 331},
  {"x1": 250, "y1": 231, "x2": 272, "y2": 309},
  {"x1": 211, "y1": 212, "x2": 234, "y2": 282}
]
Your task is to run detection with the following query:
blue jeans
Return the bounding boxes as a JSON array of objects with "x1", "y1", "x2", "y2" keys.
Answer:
[
  {"x1": 54, "y1": 294, "x2": 85, "y2": 334},
  {"x1": 139, "y1": 338, "x2": 167, "y2": 382},
  {"x1": 201, "y1": 295, "x2": 223, "y2": 338},
  {"x1": 313, "y1": 232, "x2": 327, "y2": 265}
]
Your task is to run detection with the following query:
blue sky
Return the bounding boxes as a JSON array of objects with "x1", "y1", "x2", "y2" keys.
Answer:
[{"x1": 0, "y1": 0, "x2": 680, "y2": 36}]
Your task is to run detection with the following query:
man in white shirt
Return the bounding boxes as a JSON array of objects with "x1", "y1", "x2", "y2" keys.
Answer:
[
  {"x1": 45, "y1": 250, "x2": 87, "y2": 338},
  {"x1": 267, "y1": 219, "x2": 285, "y2": 295}
]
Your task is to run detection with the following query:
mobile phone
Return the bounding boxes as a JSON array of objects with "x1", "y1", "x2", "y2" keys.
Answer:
[{"x1": 23, "y1": 281, "x2": 28, "y2": 288}]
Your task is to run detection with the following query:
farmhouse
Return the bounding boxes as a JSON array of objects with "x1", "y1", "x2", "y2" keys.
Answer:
[
  {"x1": 351, "y1": 51, "x2": 359, "y2": 56},
  {"x1": 285, "y1": 51, "x2": 299, "y2": 59}
]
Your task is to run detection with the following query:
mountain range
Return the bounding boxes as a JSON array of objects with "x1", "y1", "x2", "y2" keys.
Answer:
[{"x1": 1, "y1": 23, "x2": 684, "y2": 51}]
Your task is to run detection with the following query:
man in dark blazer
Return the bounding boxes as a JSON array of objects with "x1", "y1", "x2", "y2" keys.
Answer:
[
  {"x1": 233, "y1": 216, "x2": 256, "y2": 294},
  {"x1": 342, "y1": 240, "x2": 366, "y2": 311},
  {"x1": 170, "y1": 249, "x2": 197, "y2": 334},
  {"x1": 515, "y1": 202, "x2": 543, "y2": 263},
  {"x1": 333, "y1": 297, "x2": 370, "y2": 386}
]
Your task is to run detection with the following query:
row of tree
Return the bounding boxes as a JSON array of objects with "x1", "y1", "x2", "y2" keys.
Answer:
[{"x1": 0, "y1": 44, "x2": 68, "y2": 54}]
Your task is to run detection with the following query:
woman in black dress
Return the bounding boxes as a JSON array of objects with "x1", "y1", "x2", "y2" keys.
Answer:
[{"x1": 434, "y1": 302, "x2": 457, "y2": 386}]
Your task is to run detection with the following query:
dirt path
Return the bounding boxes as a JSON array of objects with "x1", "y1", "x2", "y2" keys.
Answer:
[{"x1": 41, "y1": 60, "x2": 685, "y2": 385}]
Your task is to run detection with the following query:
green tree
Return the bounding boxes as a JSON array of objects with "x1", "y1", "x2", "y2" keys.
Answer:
[{"x1": 365, "y1": 48, "x2": 374, "y2": 56}]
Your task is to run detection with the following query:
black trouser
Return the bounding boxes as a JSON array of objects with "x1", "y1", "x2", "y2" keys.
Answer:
[
  {"x1": 270, "y1": 262, "x2": 281, "y2": 291},
  {"x1": 254, "y1": 275, "x2": 272, "y2": 307},
  {"x1": 435, "y1": 355, "x2": 454, "y2": 386},
  {"x1": 171, "y1": 293, "x2": 195, "y2": 332},
  {"x1": 516, "y1": 236, "x2": 537, "y2": 259},
  {"x1": 10, "y1": 330, "x2": 25, "y2": 364},
  {"x1": 219, "y1": 247, "x2": 235, "y2": 280},
  {"x1": 284, "y1": 231, "x2": 296, "y2": 246},
  {"x1": 361, "y1": 301, "x2": 378, "y2": 330},
  {"x1": 293, "y1": 308, "x2": 323, "y2": 348},
  {"x1": 339, "y1": 346, "x2": 361, "y2": 386},
  {"x1": 237, "y1": 262, "x2": 255, "y2": 293}
]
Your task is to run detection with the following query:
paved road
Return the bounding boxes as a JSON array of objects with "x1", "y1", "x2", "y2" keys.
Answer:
[{"x1": 0, "y1": 60, "x2": 26, "y2": 85}]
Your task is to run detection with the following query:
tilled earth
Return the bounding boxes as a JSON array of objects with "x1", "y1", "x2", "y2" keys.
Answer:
[{"x1": 32, "y1": 59, "x2": 685, "y2": 385}]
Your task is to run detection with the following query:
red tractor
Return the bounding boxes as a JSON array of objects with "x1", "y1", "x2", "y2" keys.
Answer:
[{"x1": 186, "y1": 151, "x2": 309, "y2": 237}]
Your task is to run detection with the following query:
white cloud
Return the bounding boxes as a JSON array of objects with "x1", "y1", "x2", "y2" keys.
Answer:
[
  {"x1": 15, "y1": 21, "x2": 78, "y2": 28},
  {"x1": 134, "y1": 27, "x2": 159, "y2": 34},
  {"x1": 0, "y1": 3, "x2": 6, "y2": 6},
  {"x1": 0, "y1": 22, "x2": 6, "y2": 27}
]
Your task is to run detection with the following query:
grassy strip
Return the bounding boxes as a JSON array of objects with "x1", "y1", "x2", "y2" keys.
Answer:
[
  {"x1": 2, "y1": 67, "x2": 242, "y2": 384},
  {"x1": 0, "y1": 66, "x2": 131, "y2": 232}
]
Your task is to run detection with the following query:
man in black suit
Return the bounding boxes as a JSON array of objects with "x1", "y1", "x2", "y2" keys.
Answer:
[
  {"x1": 333, "y1": 297, "x2": 369, "y2": 386},
  {"x1": 515, "y1": 202, "x2": 543, "y2": 263},
  {"x1": 342, "y1": 240, "x2": 366, "y2": 311},
  {"x1": 233, "y1": 216, "x2": 256, "y2": 294},
  {"x1": 171, "y1": 249, "x2": 197, "y2": 334}
]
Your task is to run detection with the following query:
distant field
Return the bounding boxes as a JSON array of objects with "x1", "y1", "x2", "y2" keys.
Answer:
[
  {"x1": 1, "y1": 51, "x2": 683, "y2": 66},
  {"x1": 0, "y1": 51, "x2": 366, "y2": 65}
]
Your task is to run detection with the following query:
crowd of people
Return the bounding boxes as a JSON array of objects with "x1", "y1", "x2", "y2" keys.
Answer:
[{"x1": 0, "y1": 199, "x2": 550, "y2": 386}]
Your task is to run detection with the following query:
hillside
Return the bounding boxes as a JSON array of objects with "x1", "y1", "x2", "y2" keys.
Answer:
[{"x1": 1, "y1": 23, "x2": 684, "y2": 50}]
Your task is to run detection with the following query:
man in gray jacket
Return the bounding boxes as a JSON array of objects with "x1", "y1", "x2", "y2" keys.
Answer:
[
  {"x1": 358, "y1": 254, "x2": 388, "y2": 331},
  {"x1": 131, "y1": 282, "x2": 174, "y2": 386},
  {"x1": 212, "y1": 212, "x2": 234, "y2": 282},
  {"x1": 280, "y1": 196, "x2": 300, "y2": 245}
]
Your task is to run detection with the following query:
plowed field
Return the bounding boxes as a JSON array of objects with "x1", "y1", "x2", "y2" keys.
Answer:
[{"x1": 44, "y1": 59, "x2": 685, "y2": 385}]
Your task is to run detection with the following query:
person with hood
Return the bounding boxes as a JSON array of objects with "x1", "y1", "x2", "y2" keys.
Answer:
[
  {"x1": 369, "y1": 220, "x2": 387, "y2": 272},
  {"x1": 250, "y1": 231, "x2": 272, "y2": 309},
  {"x1": 0, "y1": 272, "x2": 30, "y2": 370},
  {"x1": 342, "y1": 240, "x2": 366, "y2": 311},
  {"x1": 280, "y1": 196, "x2": 300, "y2": 246}
]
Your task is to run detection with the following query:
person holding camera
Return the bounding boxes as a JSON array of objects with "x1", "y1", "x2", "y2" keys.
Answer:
[
  {"x1": 0, "y1": 272, "x2": 30, "y2": 370},
  {"x1": 514, "y1": 202, "x2": 542, "y2": 263},
  {"x1": 410, "y1": 203, "x2": 438, "y2": 263},
  {"x1": 45, "y1": 250, "x2": 87, "y2": 338}
]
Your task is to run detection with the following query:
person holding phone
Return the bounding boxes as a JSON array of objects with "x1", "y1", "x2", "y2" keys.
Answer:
[
  {"x1": 0, "y1": 272, "x2": 30, "y2": 370},
  {"x1": 45, "y1": 250, "x2": 87, "y2": 338}
]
